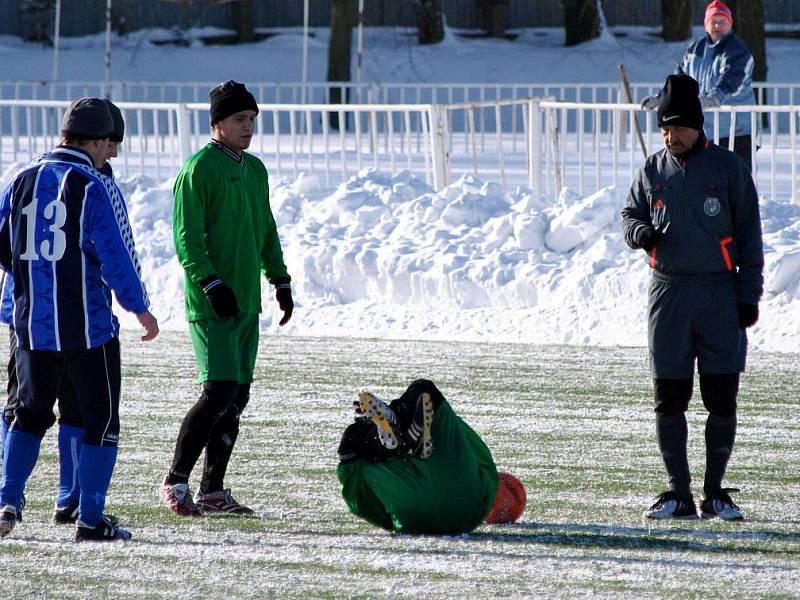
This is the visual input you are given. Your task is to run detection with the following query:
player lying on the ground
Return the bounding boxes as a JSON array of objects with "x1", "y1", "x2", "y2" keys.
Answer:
[{"x1": 336, "y1": 379, "x2": 499, "y2": 535}]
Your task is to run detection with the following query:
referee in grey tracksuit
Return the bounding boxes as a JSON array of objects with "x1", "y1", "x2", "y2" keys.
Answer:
[{"x1": 622, "y1": 74, "x2": 763, "y2": 521}]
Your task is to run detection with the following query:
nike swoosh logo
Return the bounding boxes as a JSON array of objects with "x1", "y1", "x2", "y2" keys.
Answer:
[{"x1": 662, "y1": 115, "x2": 681, "y2": 122}]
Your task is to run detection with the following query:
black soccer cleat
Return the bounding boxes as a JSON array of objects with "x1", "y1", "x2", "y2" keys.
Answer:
[
  {"x1": 644, "y1": 491, "x2": 698, "y2": 520},
  {"x1": 53, "y1": 502, "x2": 119, "y2": 526},
  {"x1": 406, "y1": 392, "x2": 435, "y2": 458},
  {"x1": 701, "y1": 488, "x2": 744, "y2": 521},
  {"x1": 0, "y1": 505, "x2": 17, "y2": 538},
  {"x1": 75, "y1": 516, "x2": 132, "y2": 542},
  {"x1": 357, "y1": 392, "x2": 403, "y2": 451}
]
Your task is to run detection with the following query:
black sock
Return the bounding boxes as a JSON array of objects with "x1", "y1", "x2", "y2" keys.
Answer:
[
  {"x1": 655, "y1": 413, "x2": 691, "y2": 498},
  {"x1": 703, "y1": 414, "x2": 737, "y2": 496}
]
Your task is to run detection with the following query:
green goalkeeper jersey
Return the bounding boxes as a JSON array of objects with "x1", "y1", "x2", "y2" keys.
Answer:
[
  {"x1": 337, "y1": 401, "x2": 499, "y2": 535},
  {"x1": 173, "y1": 141, "x2": 289, "y2": 321}
]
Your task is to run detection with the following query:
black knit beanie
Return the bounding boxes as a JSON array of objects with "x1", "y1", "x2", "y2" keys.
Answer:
[
  {"x1": 657, "y1": 74, "x2": 704, "y2": 130},
  {"x1": 209, "y1": 80, "x2": 259, "y2": 125},
  {"x1": 61, "y1": 97, "x2": 113, "y2": 140},
  {"x1": 104, "y1": 99, "x2": 125, "y2": 143}
]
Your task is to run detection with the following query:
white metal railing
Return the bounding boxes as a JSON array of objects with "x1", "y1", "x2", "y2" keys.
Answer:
[
  {"x1": 1, "y1": 98, "x2": 797, "y2": 204},
  {"x1": 531, "y1": 100, "x2": 799, "y2": 204},
  {"x1": 0, "y1": 99, "x2": 444, "y2": 188}
]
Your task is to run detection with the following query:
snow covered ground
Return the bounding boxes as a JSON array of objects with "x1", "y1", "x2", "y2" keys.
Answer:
[{"x1": 1, "y1": 332, "x2": 799, "y2": 598}]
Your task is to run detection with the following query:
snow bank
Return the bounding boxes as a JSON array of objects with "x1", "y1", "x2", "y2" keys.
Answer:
[{"x1": 76, "y1": 167, "x2": 799, "y2": 352}]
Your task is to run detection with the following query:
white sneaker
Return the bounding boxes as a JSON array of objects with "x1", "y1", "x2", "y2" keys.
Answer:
[{"x1": 701, "y1": 488, "x2": 744, "y2": 521}]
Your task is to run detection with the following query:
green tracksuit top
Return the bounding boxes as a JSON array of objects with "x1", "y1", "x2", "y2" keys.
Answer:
[
  {"x1": 173, "y1": 141, "x2": 289, "y2": 321},
  {"x1": 337, "y1": 401, "x2": 499, "y2": 535}
]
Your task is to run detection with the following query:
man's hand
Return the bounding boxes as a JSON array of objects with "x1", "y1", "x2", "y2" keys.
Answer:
[
  {"x1": 136, "y1": 310, "x2": 159, "y2": 341},
  {"x1": 275, "y1": 282, "x2": 293, "y2": 326},
  {"x1": 738, "y1": 303, "x2": 759, "y2": 329},
  {"x1": 635, "y1": 226, "x2": 661, "y2": 252},
  {"x1": 200, "y1": 275, "x2": 239, "y2": 318},
  {"x1": 641, "y1": 95, "x2": 660, "y2": 110},
  {"x1": 700, "y1": 95, "x2": 721, "y2": 109}
]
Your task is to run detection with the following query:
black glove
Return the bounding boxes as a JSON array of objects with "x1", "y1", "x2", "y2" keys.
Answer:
[
  {"x1": 635, "y1": 227, "x2": 660, "y2": 252},
  {"x1": 274, "y1": 279, "x2": 293, "y2": 326},
  {"x1": 200, "y1": 275, "x2": 239, "y2": 318},
  {"x1": 738, "y1": 302, "x2": 759, "y2": 329}
]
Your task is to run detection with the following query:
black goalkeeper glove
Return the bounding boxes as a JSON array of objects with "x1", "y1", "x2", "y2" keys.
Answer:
[
  {"x1": 200, "y1": 275, "x2": 239, "y2": 318},
  {"x1": 738, "y1": 303, "x2": 759, "y2": 329},
  {"x1": 274, "y1": 279, "x2": 293, "y2": 326}
]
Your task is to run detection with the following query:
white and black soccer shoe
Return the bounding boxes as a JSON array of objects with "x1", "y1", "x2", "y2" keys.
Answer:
[{"x1": 644, "y1": 491, "x2": 699, "y2": 520}]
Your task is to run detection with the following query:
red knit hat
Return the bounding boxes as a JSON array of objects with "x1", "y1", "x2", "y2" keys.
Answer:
[{"x1": 705, "y1": 1, "x2": 733, "y2": 27}]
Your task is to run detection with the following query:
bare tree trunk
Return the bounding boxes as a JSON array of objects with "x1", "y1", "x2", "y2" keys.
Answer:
[
  {"x1": 562, "y1": 0, "x2": 599, "y2": 47},
  {"x1": 233, "y1": 0, "x2": 255, "y2": 43},
  {"x1": 327, "y1": 0, "x2": 357, "y2": 128},
  {"x1": 660, "y1": 0, "x2": 692, "y2": 42},
  {"x1": 417, "y1": 0, "x2": 444, "y2": 44},
  {"x1": 480, "y1": 0, "x2": 509, "y2": 38},
  {"x1": 726, "y1": 0, "x2": 767, "y2": 83}
]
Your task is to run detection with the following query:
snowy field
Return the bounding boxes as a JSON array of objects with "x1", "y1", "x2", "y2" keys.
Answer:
[{"x1": 0, "y1": 332, "x2": 798, "y2": 598}]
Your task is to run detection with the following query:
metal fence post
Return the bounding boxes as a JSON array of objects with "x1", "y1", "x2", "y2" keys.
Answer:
[
  {"x1": 429, "y1": 104, "x2": 449, "y2": 190},
  {"x1": 176, "y1": 102, "x2": 192, "y2": 164},
  {"x1": 528, "y1": 99, "x2": 542, "y2": 198}
]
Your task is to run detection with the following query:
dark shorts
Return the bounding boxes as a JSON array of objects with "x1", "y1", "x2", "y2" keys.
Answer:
[
  {"x1": 189, "y1": 314, "x2": 259, "y2": 384},
  {"x1": 648, "y1": 272, "x2": 746, "y2": 379},
  {"x1": 12, "y1": 336, "x2": 121, "y2": 446}
]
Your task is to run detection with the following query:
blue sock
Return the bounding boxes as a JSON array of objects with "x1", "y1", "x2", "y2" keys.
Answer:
[
  {"x1": 56, "y1": 424, "x2": 84, "y2": 508},
  {"x1": 0, "y1": 415, "x2": 8, "y2": 466},
  {"x1": 77, "y1": 444, "x2": 118, "y2": 526},
  {"x1": 0, "y1": 429, "x2": 41, "y2": 508}
]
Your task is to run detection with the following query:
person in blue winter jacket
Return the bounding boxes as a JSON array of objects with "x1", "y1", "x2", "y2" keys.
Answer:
[
  {"x1": 0, "y1": 99, "x2": 130, "y2": 529},
  {"x1": 641, "y1": 1, "x2": 757, "y2": 171},
  {"x1": 0, "y1": 97, "x2": 158, "y2": 542}
]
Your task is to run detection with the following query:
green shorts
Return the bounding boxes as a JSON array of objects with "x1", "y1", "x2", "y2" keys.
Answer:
[{"x1": 189, "y1": 314, "x2": 259, "y2": 384}]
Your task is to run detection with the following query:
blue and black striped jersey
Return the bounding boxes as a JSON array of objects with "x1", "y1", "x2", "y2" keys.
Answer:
[{"x1": 0, "y1": 146, "x2": 150, "y2": 351}]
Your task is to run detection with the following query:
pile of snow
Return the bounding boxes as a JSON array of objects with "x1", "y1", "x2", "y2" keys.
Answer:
[{"x1": 51, "y1": 166, "x2": 794, "y2": 352}]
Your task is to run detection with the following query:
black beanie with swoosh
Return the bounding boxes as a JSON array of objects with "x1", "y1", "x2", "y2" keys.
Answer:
[{"x1": 657, "y1": 74, "x2": 704, "y2": 131}]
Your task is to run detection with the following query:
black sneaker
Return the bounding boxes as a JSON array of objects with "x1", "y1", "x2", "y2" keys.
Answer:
[
  {"x1": 75, "y1": 516, "x2": 132, "y2": 542},
  {"x1": 0, "y1": 505, "x2": 17, "y2": 538},
  {"x1": 701, "y1": 488, "x2": 744, "y2": 521},
  {"x1": 644, "y1": 491, "x2": 699, "y2": 520},
  {"x1": 54, "y1": 502, "x2": 120, "y2": 526}
]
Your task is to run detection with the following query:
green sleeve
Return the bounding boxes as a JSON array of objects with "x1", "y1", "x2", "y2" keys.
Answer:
[
  {"x1": 260, "y1": 174, "x2": 291, "y2": 283},
  {"x1": 173, "y1": 164, "x2": 216, "y2": 285}
]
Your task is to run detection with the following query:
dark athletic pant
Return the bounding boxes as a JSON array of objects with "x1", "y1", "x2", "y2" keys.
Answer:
[
  {"x1": 4, "y1": 326, "x2": 82, "y2": 429},
  {"x1": 166, "y1": 381, "x2": 251, "y2": 493},
  {"x1": 12, "y1": 336, "x2": 120, "y2": 446}
]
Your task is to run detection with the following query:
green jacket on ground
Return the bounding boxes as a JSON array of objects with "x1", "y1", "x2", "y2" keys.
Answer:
[
  {"x1": 337, "y1": 400, "x2": 498, "y2": 535},
  {"x1": 173, "y1": 141, "x2": 289, "y2": 321}
]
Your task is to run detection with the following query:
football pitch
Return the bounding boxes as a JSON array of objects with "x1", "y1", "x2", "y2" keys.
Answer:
[{"x1": 0, "y1": 331, "x2": 799, "y2": 599}]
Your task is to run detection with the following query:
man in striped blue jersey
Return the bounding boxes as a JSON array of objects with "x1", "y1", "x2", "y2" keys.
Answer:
[
  {"x1": 0, "y1": 97, "x2": 159, "y2": 542},
  {"x1": 0, "y1": 99, "x2": 129, "y2": 528}
]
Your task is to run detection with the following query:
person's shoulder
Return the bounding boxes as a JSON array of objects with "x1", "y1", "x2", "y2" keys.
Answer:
[
  {"x1": 705, "y1": 143, "x2": 748, "y2": 175},
  {"x1": 721, "y1": 31, "x2": 751, "y2": 54},
  {"x1": 242, "y1": 151, "x2": 266, "y2": 169}
]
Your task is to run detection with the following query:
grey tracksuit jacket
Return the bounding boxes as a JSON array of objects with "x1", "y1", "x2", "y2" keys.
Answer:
[{"x1": 621, "y1": 140, "x2": 764, "y2": 305}]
